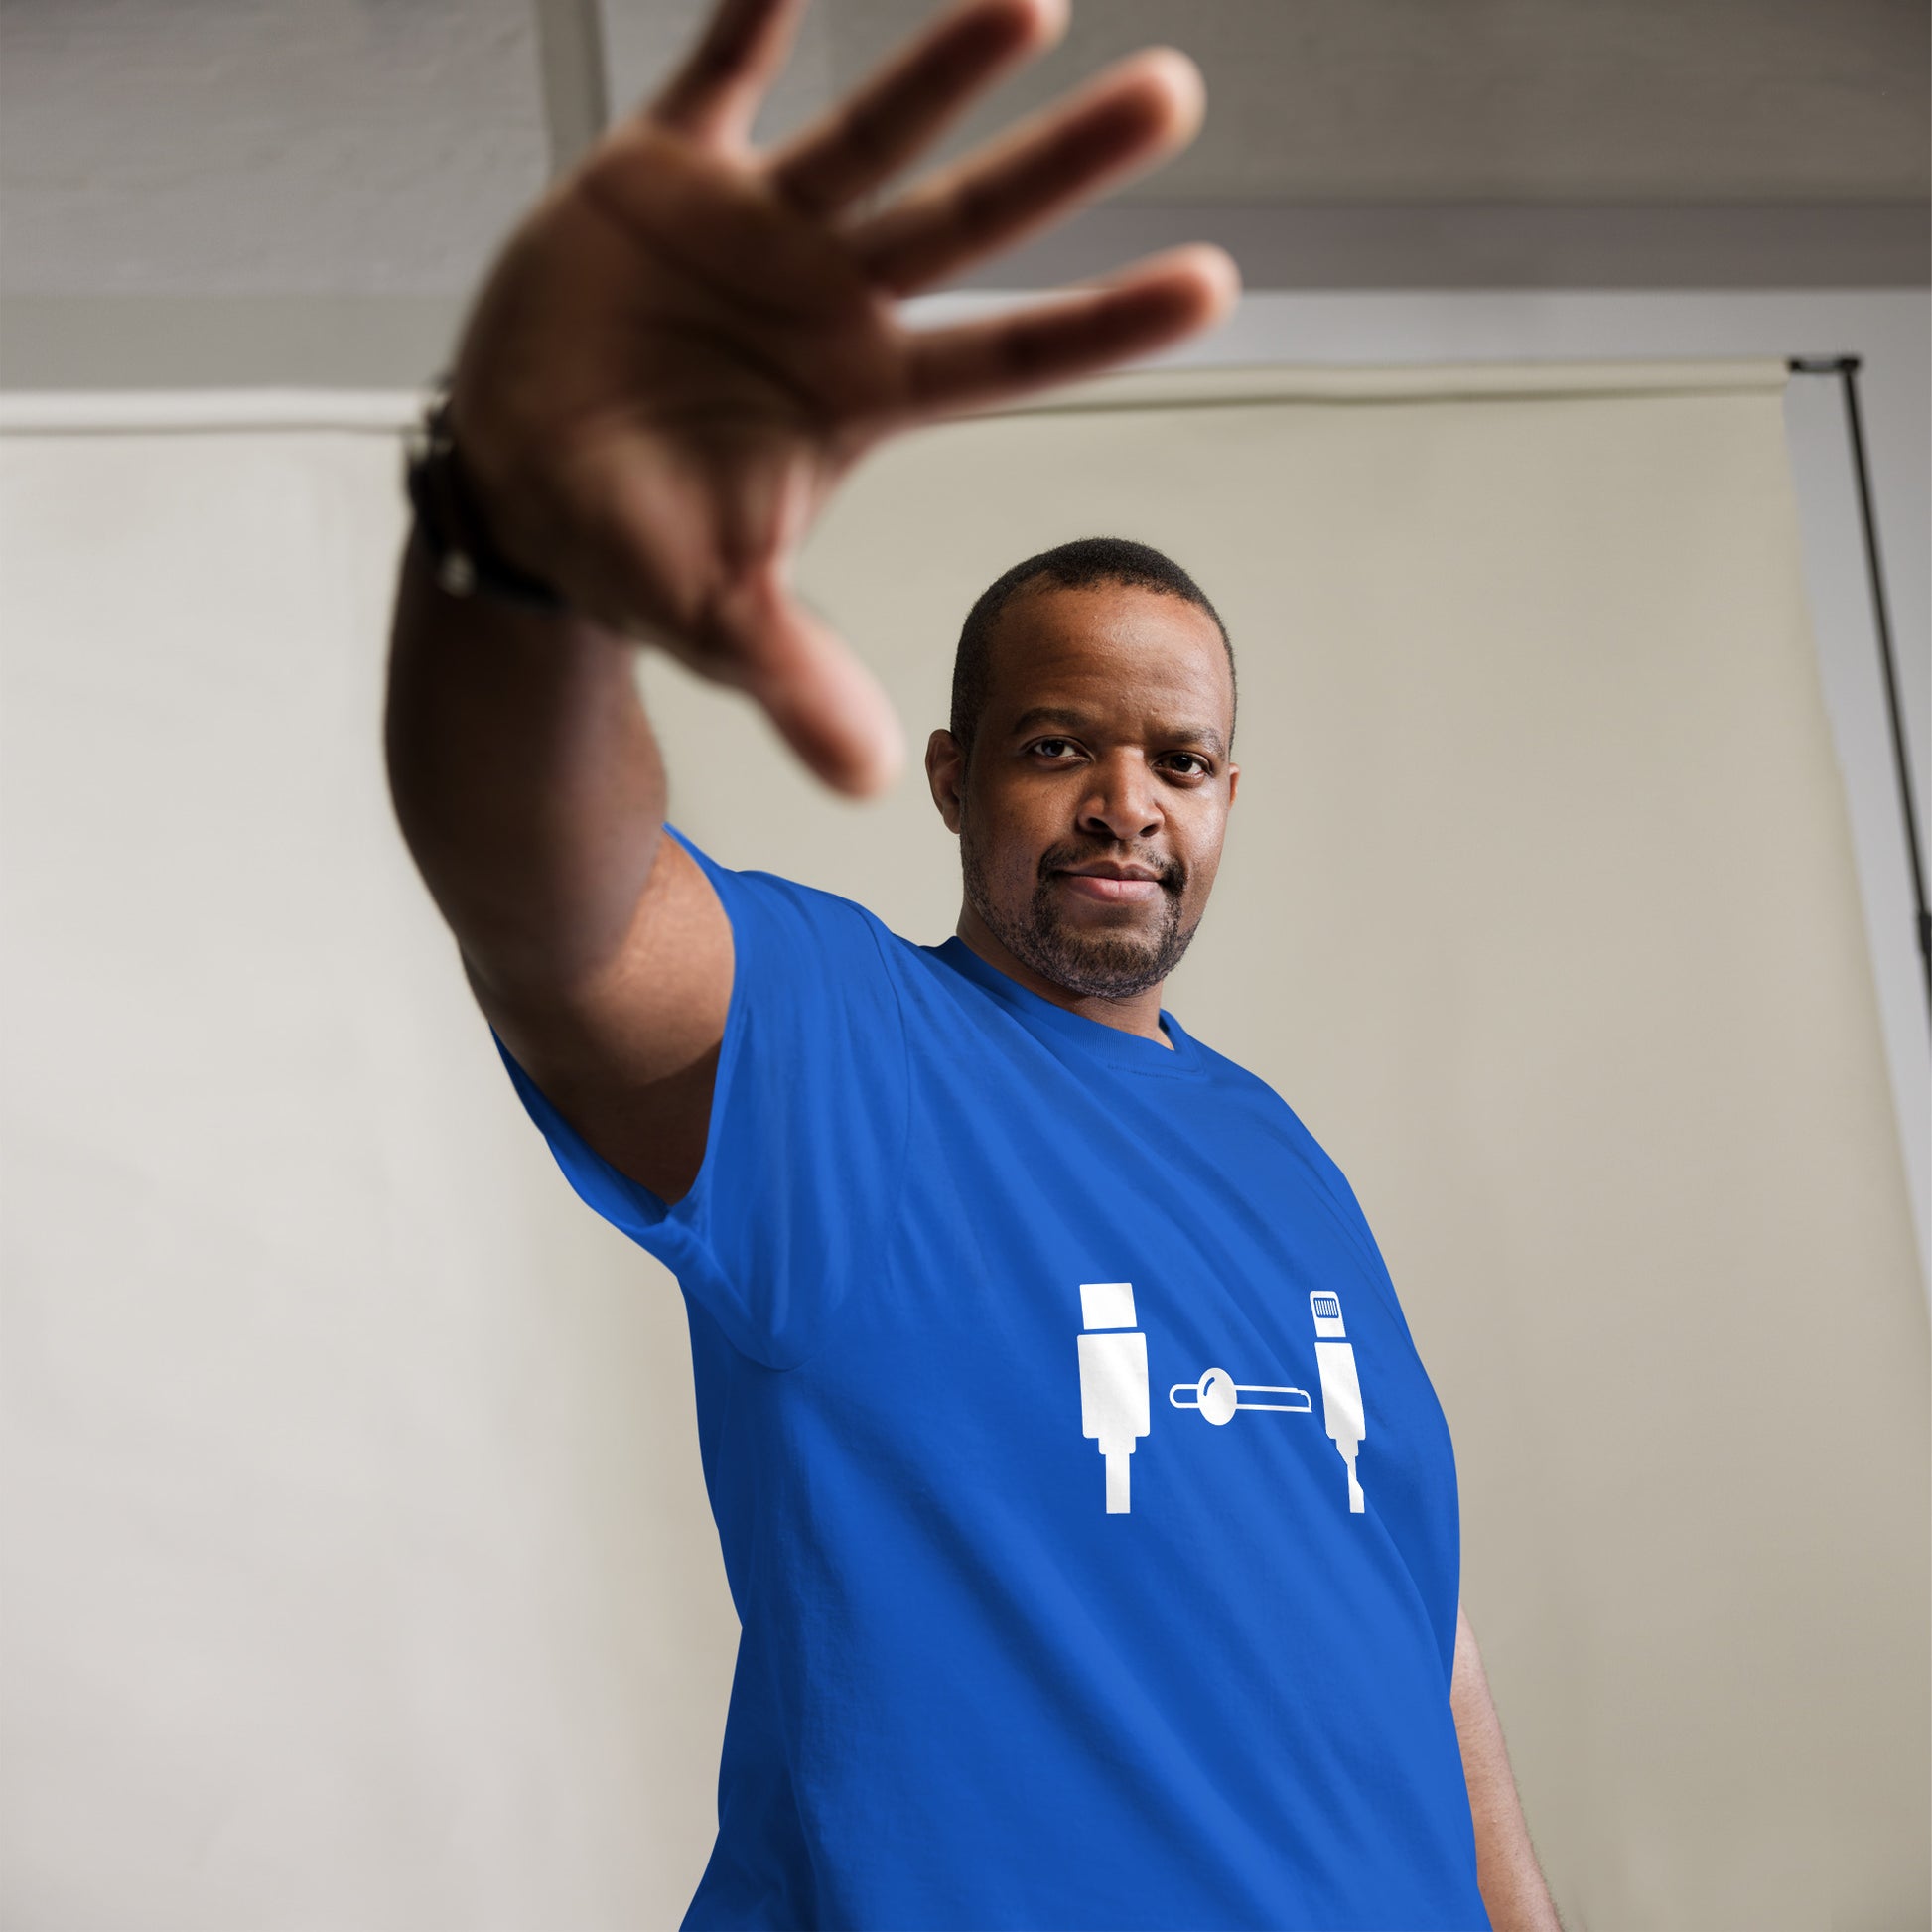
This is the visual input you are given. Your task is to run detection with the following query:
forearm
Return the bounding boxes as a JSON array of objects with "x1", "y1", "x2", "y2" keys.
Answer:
[
  {"x1": 1450, "y1": 1605, "x2": 1561, "y2": 1932},
  {"x1": 382, "y1": 528, "x2": 669, "y2": 998},
  {"x1": 1465, "y1": 1750, "x2": 1560, "y2": 1931}
]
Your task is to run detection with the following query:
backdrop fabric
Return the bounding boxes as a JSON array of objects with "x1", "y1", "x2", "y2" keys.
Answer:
[{"x1": 2, "y1": 359, "x2": 1924, "y2": 1929}]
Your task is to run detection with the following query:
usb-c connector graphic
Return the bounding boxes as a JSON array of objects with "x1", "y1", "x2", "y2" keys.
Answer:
[{"x1": 1077, "y1": 1282, "x2": 1150, "y2": 1514}]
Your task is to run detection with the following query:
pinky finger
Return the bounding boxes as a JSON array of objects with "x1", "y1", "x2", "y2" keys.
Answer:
[{"x1": 898, "y1": 244, "x2": 1239, "y2": 422}]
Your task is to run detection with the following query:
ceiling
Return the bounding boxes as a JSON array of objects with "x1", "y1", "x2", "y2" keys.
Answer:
[
  {"x1": 1, "y1": 0, "x2": 1925, "y2": 385},
  {"x1": 626, "y1": 0, "x2": 1932, "y2": 203}
]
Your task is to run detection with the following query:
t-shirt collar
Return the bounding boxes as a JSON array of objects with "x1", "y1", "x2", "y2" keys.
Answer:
[{"x1": 931, "y1": 934, "x2": 1208, "y2": 1079}]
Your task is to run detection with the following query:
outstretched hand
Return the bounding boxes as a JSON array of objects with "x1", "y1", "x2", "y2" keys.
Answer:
[{"x1": 446, "y1": 0, "x2": 1239, "y2": 796}]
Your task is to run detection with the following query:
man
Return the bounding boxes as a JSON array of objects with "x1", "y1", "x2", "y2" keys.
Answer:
[{"x1": 384, "y1": 0, "x2": 1561, "y2": 1924}]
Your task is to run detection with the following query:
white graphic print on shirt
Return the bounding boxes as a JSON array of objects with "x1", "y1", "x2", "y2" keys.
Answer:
[{"x1": 1077, "y1": 1283, "x2": 1370, "y2": 1516}]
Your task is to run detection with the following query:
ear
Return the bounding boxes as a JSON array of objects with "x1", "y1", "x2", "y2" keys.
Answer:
[{"x1": 925, "y1": 728, "x2": 967, "y2": 833}]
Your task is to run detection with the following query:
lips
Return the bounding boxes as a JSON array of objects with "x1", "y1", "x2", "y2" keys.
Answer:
[{"x1": 1055, "y1": 868, "x2": 1164, "y2": 903}]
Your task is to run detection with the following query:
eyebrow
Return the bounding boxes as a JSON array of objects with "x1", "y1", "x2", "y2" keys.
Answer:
[{"x1": 1007, "y1": 705, "x2": 1227, "y2": 760}]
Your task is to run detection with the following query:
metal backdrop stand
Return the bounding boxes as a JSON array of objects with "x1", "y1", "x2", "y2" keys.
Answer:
[{"x1": 1788, "y1": 354, "x2": 1931, "y2": 1021}]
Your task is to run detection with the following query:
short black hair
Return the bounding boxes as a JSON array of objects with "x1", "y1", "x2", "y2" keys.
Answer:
[{"x1": 948, "y1": 536, "x2": 1236, "y2": 765}]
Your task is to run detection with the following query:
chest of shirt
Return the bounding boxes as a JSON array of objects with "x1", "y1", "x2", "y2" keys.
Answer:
[{"x1": 765, "y1": 1016, "x2": 1462, "y2": 1663}]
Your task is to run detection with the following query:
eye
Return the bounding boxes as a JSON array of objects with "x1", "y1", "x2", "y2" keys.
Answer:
[{"x1": 1027, "y1": 739, "x2": 1212, "y2": 777}]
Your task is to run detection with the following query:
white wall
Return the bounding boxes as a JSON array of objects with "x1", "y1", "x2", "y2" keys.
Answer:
[{"x1": 0, "y1": 420, "x2": 744, "y2": 1928}]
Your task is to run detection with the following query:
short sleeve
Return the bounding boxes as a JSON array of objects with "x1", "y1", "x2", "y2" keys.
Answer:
[{"x1": 488, "y1": 822, "x2": 912, "y2": 1372}]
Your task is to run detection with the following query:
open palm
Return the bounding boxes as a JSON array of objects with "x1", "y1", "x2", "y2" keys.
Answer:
[{"x1": 447, "y1": 0, "x2": 1238, "y2": 796}]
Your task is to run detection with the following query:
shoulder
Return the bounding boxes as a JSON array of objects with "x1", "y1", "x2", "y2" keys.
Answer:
[
  {"x1": 664, "y1": 822, "x2": 897, "y2": 961},
  {"x1": 659, "y1": 825, "x2": 913, "y2": 1068},
  {"x1": 1188, "y1": 1031, "x2": 1384, "y2": 1237},
  {"x1": 1206, "y1": 1045, "x2": 1414, "y2": 1329}
]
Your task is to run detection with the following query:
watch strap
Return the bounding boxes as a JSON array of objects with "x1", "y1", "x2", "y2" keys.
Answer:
[{"x1": 404, "y1": 388, "x2": 569, "y2": 614}]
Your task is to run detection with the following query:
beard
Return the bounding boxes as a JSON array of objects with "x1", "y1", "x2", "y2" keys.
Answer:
[{"x1": 960, "y1": 809, "x2": 1200, "y2": 1001}]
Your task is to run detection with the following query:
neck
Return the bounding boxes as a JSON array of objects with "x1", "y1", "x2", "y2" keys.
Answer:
[{"x1": 952, "y1": 906, "x2": 1173, "y2": 1047}]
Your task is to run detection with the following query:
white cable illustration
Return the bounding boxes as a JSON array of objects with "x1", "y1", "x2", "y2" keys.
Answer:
[
  {"x1": 1310, "y1": 1290, "x2": 1368, "y2": 1512},
  {"x1": 1168, "y1": 1369, "x2": 1311, "y2": 1424},
  {"x1": 1077, "y1": 1282, "x2": 1150, "y2": 1514},
  {"x1": 1075, "y1": 1282, "x2": 1370, "y2": 1517}
]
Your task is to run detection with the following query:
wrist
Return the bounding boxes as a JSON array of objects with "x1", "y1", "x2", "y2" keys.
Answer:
[{"x1": 404, "y1": 382, "x2": 570, "y2": 615}]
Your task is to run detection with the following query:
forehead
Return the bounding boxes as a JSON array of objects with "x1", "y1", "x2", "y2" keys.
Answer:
[{"x1": 984, "y1": 580, "x2": 1231, "y2": 722}]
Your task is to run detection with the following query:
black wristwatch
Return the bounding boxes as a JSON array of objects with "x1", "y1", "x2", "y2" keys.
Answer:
[{"x1": 403, "y1": 384, "x2": 569, "y2": 614}]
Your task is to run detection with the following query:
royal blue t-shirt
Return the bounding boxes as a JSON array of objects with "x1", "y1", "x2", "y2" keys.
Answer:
[{"x1": 490, "y1": 822, "x2": 1490, "y2": 1932}]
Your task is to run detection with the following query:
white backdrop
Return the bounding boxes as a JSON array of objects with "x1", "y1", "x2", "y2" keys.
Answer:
[{"x1": 2, "y1": 362, "x2": 1925, "y2": 1929}]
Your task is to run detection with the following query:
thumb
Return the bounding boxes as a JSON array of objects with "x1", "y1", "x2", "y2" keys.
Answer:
[{"x1": 709, "y1": 568, "x2": 906, "y2": 799}]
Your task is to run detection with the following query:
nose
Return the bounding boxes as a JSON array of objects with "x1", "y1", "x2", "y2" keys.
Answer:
[{"x1": 1074, "y1": 749, "x2": 1163, "y2": 847}]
